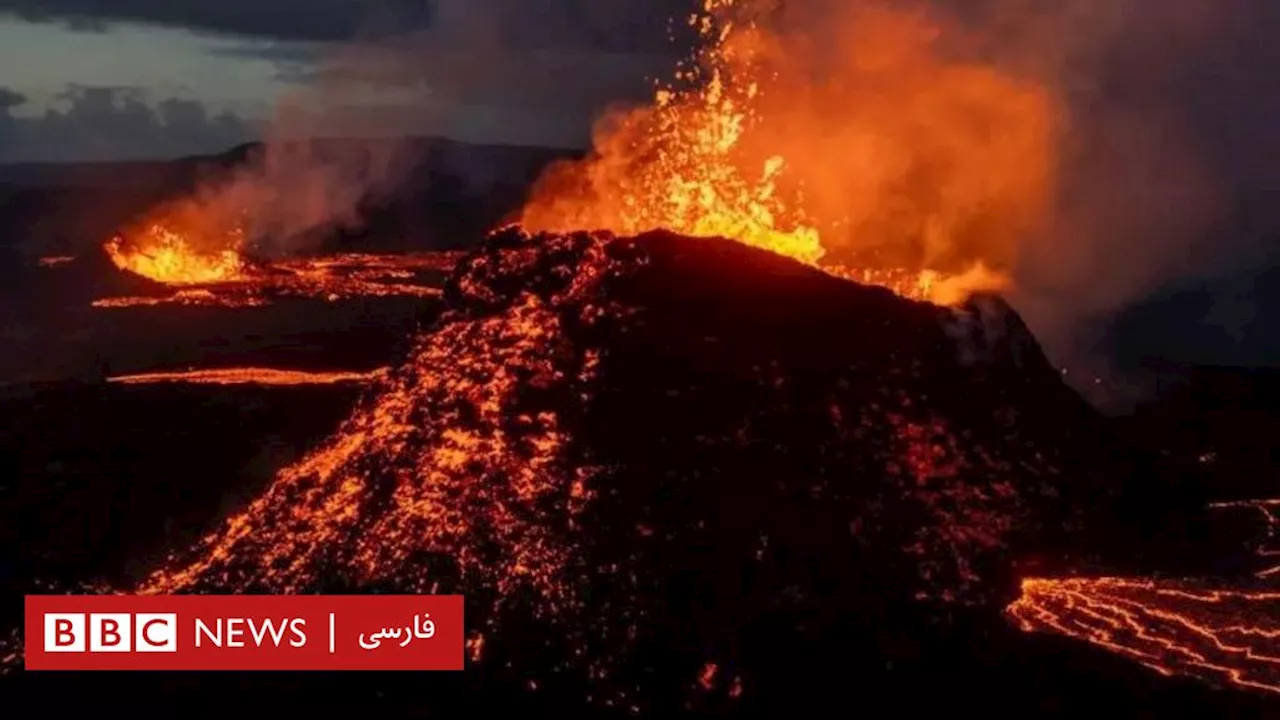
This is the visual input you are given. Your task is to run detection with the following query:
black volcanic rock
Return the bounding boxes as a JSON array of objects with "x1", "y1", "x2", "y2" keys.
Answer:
[
  {"x1": 950, "y1": 292, "x2": 1057, "y2": 374},
  {"x1": 130, "y1": 227, "x2": 1211, "y2": 711},
  {"x1": 0, "y1": 380, "x2": 364, "y2": 613},
  {"x1": 22, "y1": 241, "x2": 165, "y2": 305}
]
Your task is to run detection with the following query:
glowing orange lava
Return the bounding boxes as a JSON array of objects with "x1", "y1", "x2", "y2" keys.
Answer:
[
  {"x1": 106, "y1": 367, "x2": 389, "y2": 387},
  {"x1": 1210, "y1": 499, "x2": 1280, "y2": 579},
  {"x1": 91, "y1": 288, "x2": 269, "y2": 309},
  {"x1": 520, "y1": 0, "x2": 1056, "y2": 305},
  {"x1": 102, "y1": 190, "x2": 256, "y2": 285},
  {"x1": 134, "y1": 287, "x2": 587, "y2": 602},
  {"x1": 93, "y1": 251, "x2": 456, "y2": 308},
  {"x1": 1007, "y1": 499, "x2": 1280, "y2": 696},
  {"x1": 105, "y1": 224, "x2": 247, "y2": 285},
  {"x1": 1010, "y1": 576, "x2": 1280, "y2": 695}
]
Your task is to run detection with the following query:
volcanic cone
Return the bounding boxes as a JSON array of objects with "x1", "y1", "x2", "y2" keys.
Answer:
[{"x1": 139, "y1": 227, "x2": 1198, "y2": 709}]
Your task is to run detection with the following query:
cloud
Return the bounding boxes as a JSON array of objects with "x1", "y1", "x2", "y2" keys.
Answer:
[
  {"x1": 213, "y1": 0, "x2": 698, "y2": 149},
  {"x1": 0, "y1": 1, "x2": 699, "y2": 146},
  {"x1": 0, "y1": 0, "x2": 692, "y2": 46},
  {"x1": 0, "y1": 87, "x2": 25, "y2": 109},
  {"x1": 0, "y1": 0, "x2": 405, "y2": 41},
  {"x1": 202, "y1": 40, "x2": 329, "y2": 85},
  {"x1": 0, "y1": 85, "x2": 257, "y2": 162}
]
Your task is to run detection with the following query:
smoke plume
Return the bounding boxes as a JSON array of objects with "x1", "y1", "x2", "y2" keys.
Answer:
[
  {"x1": 172, "y1": 0, "x2": 682, "y2": 259},
  {"x1": 183, "y1": 23, "x2": 436, "y2": 259},
  {"x1": 829, "y1": 0, "x2": 1270, "y2": 390},
  {"x1": 942, "y1": 0, "x2": 1270, "y2": 406}
]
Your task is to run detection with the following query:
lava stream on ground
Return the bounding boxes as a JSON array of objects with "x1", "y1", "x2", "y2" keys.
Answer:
[
  {"x1": 106, "y1": 367, "x2": 389, "y2": 387},
  {"x1": 1011, "y1": 576, "x2": 1280, "y2": 695},
  {"x1": 1210, "y1": 499, "x2": 1280, "y2": 579},
  {"x1": 93, "y1": 250, "x2": 459, "y2": 308}
]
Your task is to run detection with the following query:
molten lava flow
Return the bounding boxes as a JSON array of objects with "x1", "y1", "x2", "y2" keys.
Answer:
[
  {"x1": 520, "y1": 0, "x2": 1057, "y2": 305},
  {"x1": 104, "y1": 192, "x2": 253, "y2": 285},
  {"x1": 37, "y1": 256, "x2": 74, "y2": 268},
  {"x1": 279, "y1": 251, "x2": 464, "y2": 275},
  {"x1": 106, "y1": 367, "x2": 388, "y2": 387},
  {"x1": 1010, "y1": 576, "x2": 1280, "y2": 695},
  {"x1": 1008, "y1": 499, "x2": 1280, "y2": 694},
  {"x1": 1210, "y1": 499, "x2": 1280, "y2": 579},
  {"x1": 105, "y1": 224, "x2": 246, "y2": 285},
  {"x1": 91, "y1": 289, "x2": 269, "y2": 309},
  {"x1": 136, "y1": 285, "x2": 588, "y2": 603},
  {"x1": 92, "y1": 251, "x2": 456, "y2": 308}
]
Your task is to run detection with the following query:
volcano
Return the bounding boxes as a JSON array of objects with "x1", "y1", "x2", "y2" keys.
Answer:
[{"x1": 127, "y1": 227, "x2": 1216, "y2": 711}]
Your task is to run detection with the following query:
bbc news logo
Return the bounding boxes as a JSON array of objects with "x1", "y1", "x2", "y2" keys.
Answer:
[
  {"x1": 44, "y1": 613, "x2": 177, "y2": 653},
  {"x1": 25, "y1": 595, "x2": 463, "y2": 671}
]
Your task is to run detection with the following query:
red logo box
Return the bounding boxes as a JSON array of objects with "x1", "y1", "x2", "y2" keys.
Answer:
[{"x1": 24, "y1": 595, "x2": 464, "y2": 671}]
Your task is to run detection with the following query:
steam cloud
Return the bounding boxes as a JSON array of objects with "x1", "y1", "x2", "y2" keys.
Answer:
[
  {"x1": 181, "y1": 37, "x2": 430, "y2": 259},
  {"x1": 179, "y1": 0, "x2": 680, "y2": 258}
]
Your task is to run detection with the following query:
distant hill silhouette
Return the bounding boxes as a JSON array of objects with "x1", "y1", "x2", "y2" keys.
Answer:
[
  {"x1": 1107, "y1": 258, "x2": 1280, "y2": 368},
  {"x1": 1115, "y1": 362, "x2": 1280, "y2": 501}
]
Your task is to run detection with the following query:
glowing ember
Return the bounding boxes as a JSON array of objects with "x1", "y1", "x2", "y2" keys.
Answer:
[
  {"x1": 1009, "y1": 576, "x2": 1280, "y2": 695},
  {"x1": 521, "y1": 0, "x2": 1054, "y2": 305},
  {"x1": 106, "y1": 367, "x2": 389, "y2": 387},
  {"x1": 37, "y1": 256, "x2": 75, "y2": 268},
  {"x1": 105, "y1": 224, "x2": 246, "y2": 285}
]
